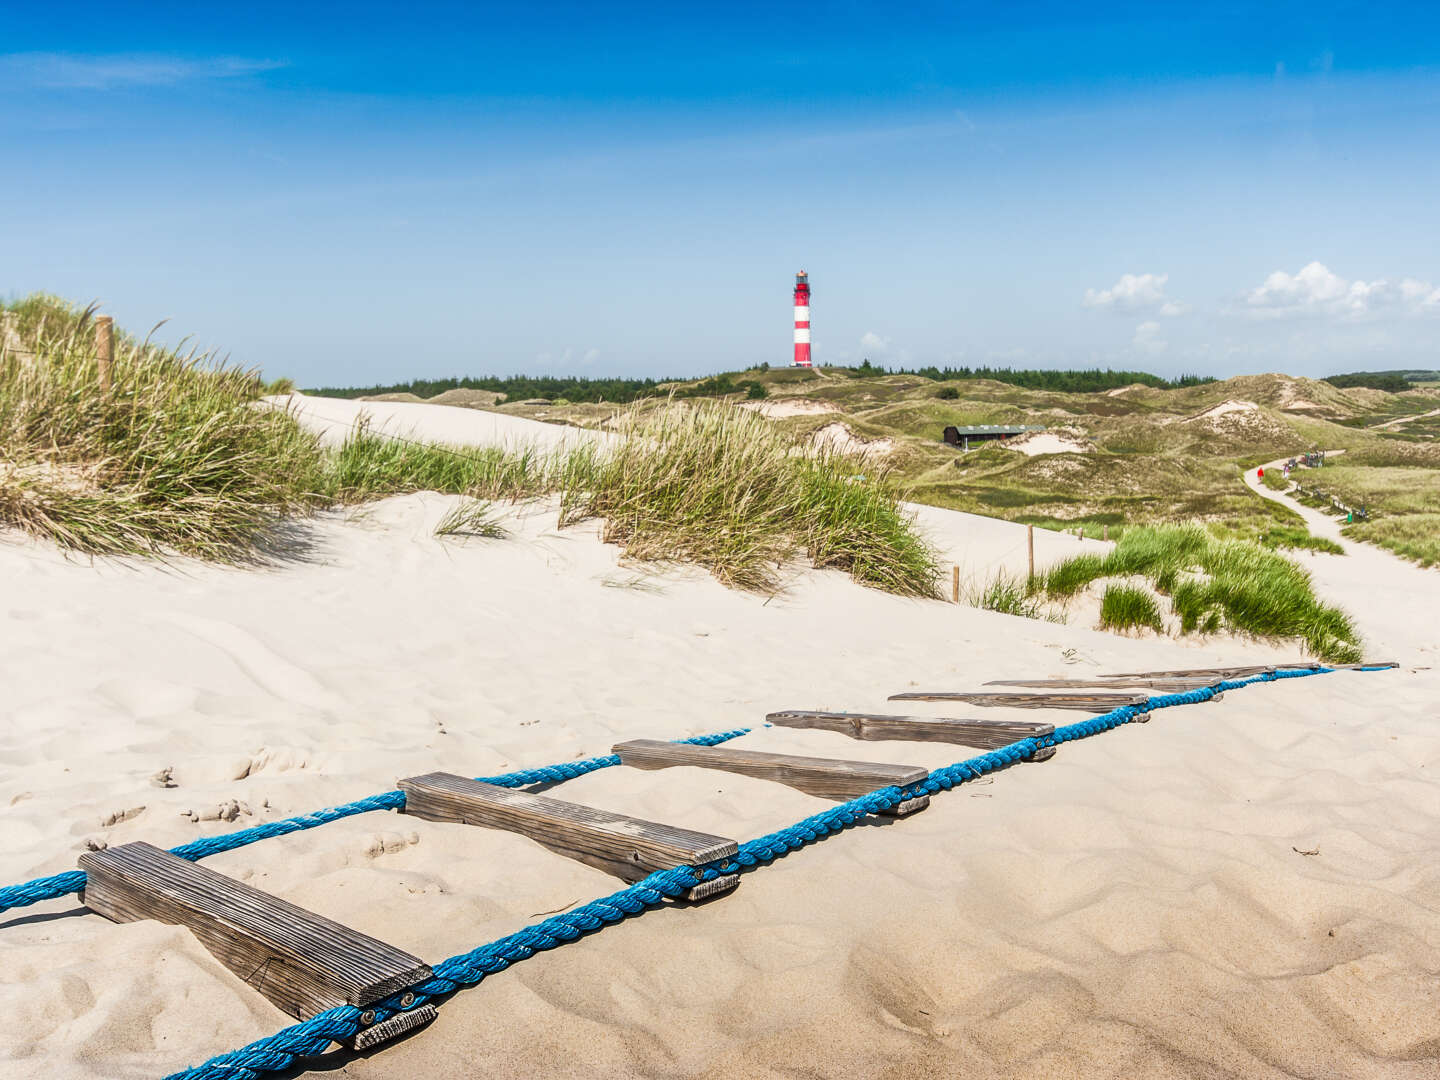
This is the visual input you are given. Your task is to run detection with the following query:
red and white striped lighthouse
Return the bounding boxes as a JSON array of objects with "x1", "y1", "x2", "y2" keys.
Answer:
[{"x1": 792, "y1": 270, "x2": 812, "y2": 368}]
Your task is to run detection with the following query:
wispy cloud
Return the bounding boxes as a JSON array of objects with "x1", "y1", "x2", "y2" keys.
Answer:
[
  {"x1": 0, "y1": 53, "x2": 286, "y2": 91},
  {"x1": 1131, "y1": 320, "x2": 1167, "y2": 356}
]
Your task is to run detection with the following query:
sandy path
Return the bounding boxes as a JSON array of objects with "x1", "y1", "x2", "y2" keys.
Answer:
[
  {"x1": 1244, "y1": 456, "x2": 1435, "y2": 661},
  {"x1": 1368, "y1": 407, "x2": 1440, "y2": 430},
  {"x1": 0, "y1": 418, "x2": 1436, "y2": 1078},
  {"x1": 1245, "y1": 457, "x2": 1349, "y2": 546}
]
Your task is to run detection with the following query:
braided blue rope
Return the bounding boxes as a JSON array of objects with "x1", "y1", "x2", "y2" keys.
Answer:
[
  {"x1": 0, "y1": 728, "x2": 751, "y2": 916},
  {"x1": 168, "y1": 664, "x2": 1390, "y2": 1080}
]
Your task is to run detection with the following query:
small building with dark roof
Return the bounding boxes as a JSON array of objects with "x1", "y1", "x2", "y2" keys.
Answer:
[{"x1": 942, "y1": 424, "x2": 1046, "y2": 450}]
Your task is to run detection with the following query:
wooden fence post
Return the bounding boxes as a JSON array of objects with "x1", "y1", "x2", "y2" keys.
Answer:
[
  {"x1": 1027, "y1": 525, "x2": 1035, "y2": 580},
  {"x1": 1102, "y1": 524, "x2": 1108, "y2": 542},
  {"x1": 96, "y1": 315, "x2": 114, "y2": 391},
  {"x1": 952, "y1": 565, "x2": 960, "y2": 604}
]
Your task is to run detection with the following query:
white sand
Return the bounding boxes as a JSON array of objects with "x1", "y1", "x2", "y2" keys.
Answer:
[
  {"x1": 738, "y1": 399, "x2": 840, "y2": 419},
  {"x1": 0, "y1": 410, "x2": 1437, "y2": 1078},
  {"x1": 270, "y1": 392, "x2": 611, "y2": 451},
  {"x1": 1000, "y1": 431, "x2": 1093, "y2": 456},
  {"x1": 1186, "y1": 399, "x2": 1259, "y2": 421},
  {"x1": 808, "y1": 422, "x2": 896, "y2": 459}
]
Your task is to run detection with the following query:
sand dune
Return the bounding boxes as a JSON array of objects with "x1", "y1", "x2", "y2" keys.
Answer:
[
  {"x1": 0, "y1": 409, "x2": 1436, "y2": 1078},
  {"x1": 271, "y1": 391, "x2": 612, "y2": 451}
]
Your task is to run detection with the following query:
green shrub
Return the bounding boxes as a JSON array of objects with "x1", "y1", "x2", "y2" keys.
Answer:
[{"x1": 935, "y1": 385, "x2": 960, "y2": 400}]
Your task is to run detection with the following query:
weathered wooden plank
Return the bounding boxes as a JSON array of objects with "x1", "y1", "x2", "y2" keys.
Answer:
[
  {"x1": 765, "y1": 709, "x2": 1058, "y2": 762},
  {"x1": 1327, "y1": 660, "x2": 1398, "y2": 670},
  {"x1": 888, "y1": 691, "x2": 1148, "y2": 711},
  {"x1": 765, "y1": 709, "x2": 1054, "y2": 751},
  {"x1": 79, "y1": 842, "x2": 431, "y2": 1020},
  {"x1": 985, "y1": 677, "x2": 1223, "y2": 691},
  {"x1": 612, "y1": 738, "x2": 931, "y2": 813},
  {"x1": 399, "y1": 773, "x2": 739, "y2": 901},
  {"x1": 1099, "y1": 663, "x2": 1325, "y2": 679}
]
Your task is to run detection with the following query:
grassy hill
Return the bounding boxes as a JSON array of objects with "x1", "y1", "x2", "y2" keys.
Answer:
[{"x1": 310, "y1": 362, "x2": 1440, "y2": 566}]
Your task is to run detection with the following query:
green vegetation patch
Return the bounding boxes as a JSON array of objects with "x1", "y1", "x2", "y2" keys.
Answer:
[
  {"x1": 0, "y1": 296, "x2": 326, "y2": 560},
  {"x1": 559, "y1": 402, "x2": 940, "y2": 595},
  {"x1": 965, "y1": 571, "x2": 1048, "y2": 619},
  {"x1": 1040, "y1": 524, "x2": 1361, "y2": 662},
  {"x1": 2, "y1": 297, "x2": 940, "y2": 598},
  {"x1": 1098, "y1": 584, "x2": 1164, "y2": 633},
  {"x1": 1343, "y1": 514, "x2": 1440, "y2": 568}
]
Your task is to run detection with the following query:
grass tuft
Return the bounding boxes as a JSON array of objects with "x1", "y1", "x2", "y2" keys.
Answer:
[
  {"x1": 1042, "y1": 524, "x2": 1361, "y2": 662},
  {"x1": 966, "y1": 571, "x2": 1045, "y2": 618},
  {"x1": 434, "y1": 498, "x2": 507, "y2": 539},
  {"x1": 1043, "y1": 553, "x2": 1107, "y2": 597},
  {"x1": 559, "y1": 401, "x2": 941, "y2": 595},
  {"x1": 1098, "y1": 584, "x2": 1164, "y2": 632}
]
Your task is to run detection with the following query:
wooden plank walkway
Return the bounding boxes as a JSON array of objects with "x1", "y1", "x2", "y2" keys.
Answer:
[
  {"x1": 765, "y1": 709, "x2": 1057, "y2": 760},
  {"x1": 985, "y1": 677, "x2": 1222, "y2": 691},
  {"x1": 399, "y1": 773, "x2": 739, "y2": 901},
  {"x1": 1099, "y1": 664, "x2": 1298, "y2": 679},
  {"x1": 612, "y1": 739, "x2": 931, "y2": 815},
  {"x1": 888, "y1": 691, "x2": 1148, "y2": 712},
  {"x1": 80, "y1": 842, "x2": 432, "y2": 1020}
]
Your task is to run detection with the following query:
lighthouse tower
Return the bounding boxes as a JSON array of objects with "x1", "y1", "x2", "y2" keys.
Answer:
[{"x1": 792, "y1": 270, "x2": 811, "y2": 368}]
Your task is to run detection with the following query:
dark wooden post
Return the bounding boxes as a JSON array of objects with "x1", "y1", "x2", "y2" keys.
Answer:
[
  {"x1": 1027, "y1": 525, "x2": 1035, "y2": 580},
  {"x1": 952, "y1": 565, "x2": 960, "y2": 604}
]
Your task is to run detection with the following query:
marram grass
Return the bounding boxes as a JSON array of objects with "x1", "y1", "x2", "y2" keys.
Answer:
[
  {"x1": 1, "y1": 296, "x2": 327, "y2": 560},
  {"x1": 1041, "y1": 523, "x2": 1361, "y2": 663},
  {"x1": 558, "y1": 401, "x2": 941, "y2": 595},
  {"x1": 1, "y1": 299, "x2": 940, "y2": 597},
  {"x1": 1098, "y1": 583, "x2": 1164, "y2": 633}
]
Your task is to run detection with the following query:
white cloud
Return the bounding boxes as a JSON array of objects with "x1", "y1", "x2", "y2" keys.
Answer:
[
  {"x1": 1132, "y1": 321, "x2": 1167, "y2": 356},
  {"x1": 859, "y1": 331, "x2": 891, "y2": 353},
  {"x1": 1242, "y1": 261, "x2": 1440, "y2": 320},
  {"x1": 0, "y1": 53, "x2": 285, "y2": 91},
  {"x1": 1084, "y1": 273, "x2": 1186, "y2": 316}
]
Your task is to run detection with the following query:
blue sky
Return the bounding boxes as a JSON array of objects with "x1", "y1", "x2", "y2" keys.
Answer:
[{"x1": 3, "y1": 2, "x2": 1438, "y2": 384}]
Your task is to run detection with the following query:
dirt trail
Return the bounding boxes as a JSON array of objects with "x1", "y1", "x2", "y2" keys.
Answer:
[
  {"x1": 1368, "y1": 406, "x2": 1440, "y2": 430},
  {"x1": 1244, "y1": 454, "x2": 1349, "y2": 546},
  {"x1": 1244, "y1": 452, "x2": 1436, "y2": 656}
]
